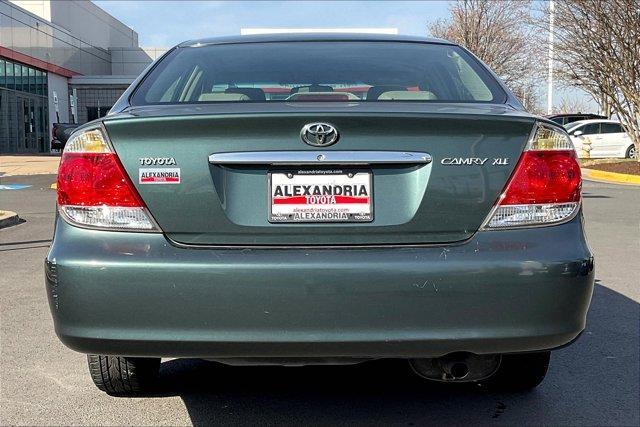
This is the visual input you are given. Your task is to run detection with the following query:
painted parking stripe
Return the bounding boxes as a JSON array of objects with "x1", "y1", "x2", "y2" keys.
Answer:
[{"x1": 0, "y1": 184, "x2": 32, "y2": 190}]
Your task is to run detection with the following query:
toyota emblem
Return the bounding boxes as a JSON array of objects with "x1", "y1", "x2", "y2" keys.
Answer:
[{"x1": 300, "y1": 123, "x2": 339, "y2": 147}]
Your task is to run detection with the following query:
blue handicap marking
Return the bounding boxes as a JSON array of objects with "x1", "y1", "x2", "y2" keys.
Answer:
[{"x1": 0, "y1": 184, "x2": 32, "y2": 190}]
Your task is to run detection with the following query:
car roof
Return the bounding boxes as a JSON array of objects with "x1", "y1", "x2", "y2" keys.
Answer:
[
  {"x1": 547, "y1": 113, "x2": 605, "y2": 118},
  {"x1": 569, "y1": 119, "x2": 620, "y2": 126},
  {"x1": 178, "y1": 33, "x2": 455, "y2": 48}
]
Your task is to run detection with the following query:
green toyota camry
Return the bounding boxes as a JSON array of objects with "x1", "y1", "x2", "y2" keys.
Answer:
[{"x1": 45, "y1": 34, "x2": 594, "y2": 395}]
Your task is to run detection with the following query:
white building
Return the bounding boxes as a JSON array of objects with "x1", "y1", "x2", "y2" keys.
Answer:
[{"x1": 0, "y1": 0, "x2": 166, "y2": 153}]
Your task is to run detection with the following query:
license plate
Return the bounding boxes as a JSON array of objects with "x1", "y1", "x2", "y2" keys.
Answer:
[{"x1": 269, "y1": 169, "x2": 373, "y2": 223}]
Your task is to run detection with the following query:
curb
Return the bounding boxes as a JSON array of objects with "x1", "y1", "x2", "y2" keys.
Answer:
[
  {"x1": 0, "y1": 211, "x2": 20, "y2": 229},
  {"x1": 582, "y1": 168, "x2": 640, "y2": 185}
]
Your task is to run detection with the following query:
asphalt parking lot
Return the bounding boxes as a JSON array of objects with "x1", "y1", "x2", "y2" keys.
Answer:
[{"x1": 1, "y1": 175, "x2": 638, "y2": 426}]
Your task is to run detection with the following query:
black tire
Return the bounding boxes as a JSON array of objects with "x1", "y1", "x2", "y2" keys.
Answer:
[
  {"x1": 626, "y1": 144, "x2": 637, "y2": 159},
  {"x1": 87, "y1": 354, "x2": 160, "y2": 396},
  {"x1": 478, "y1": 351, "x2": 550, "y2": 391}
]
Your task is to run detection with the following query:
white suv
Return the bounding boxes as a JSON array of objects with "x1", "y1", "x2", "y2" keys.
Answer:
[{"x1": 565, "y1": 119, "x2": 636, "y2": 159}]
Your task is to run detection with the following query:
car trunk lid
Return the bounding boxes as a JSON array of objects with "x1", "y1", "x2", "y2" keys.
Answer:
[{"x1": 104, "y1": 103, "x2": 535, "y2": 246}]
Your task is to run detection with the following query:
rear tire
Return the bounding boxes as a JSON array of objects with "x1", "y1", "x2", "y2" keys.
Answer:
[
  {"x1": 478, "y1": 351, "x2": 550, "y2": 391},
  {"x1": 626, "y1": 144, "x2": 637, "y2": 159},
  {"x1": 87, "y1": 355, "x2": 160, "y2": 396}
]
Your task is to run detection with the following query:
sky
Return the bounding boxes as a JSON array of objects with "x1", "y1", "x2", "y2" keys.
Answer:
[
  {"x1": 94, "y1": 0, "x2": 597, "y2": 113},
  {"x1": 94, "y1": 1, "x2": 452, "y2": 47}
]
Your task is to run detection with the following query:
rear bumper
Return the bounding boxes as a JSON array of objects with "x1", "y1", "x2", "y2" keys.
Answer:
[{"x1": 45, "y1": 214, "x2": 594, "y2": 359}]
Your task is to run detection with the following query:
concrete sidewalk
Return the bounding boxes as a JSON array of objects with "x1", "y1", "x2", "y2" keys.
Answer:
[{"x1": 0, "y1": 155, "x2": 60, "y2": 177}]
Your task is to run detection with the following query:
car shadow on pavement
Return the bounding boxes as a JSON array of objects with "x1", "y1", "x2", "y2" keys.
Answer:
[{"x1": 152, "y1": 283, "x2": 638, "y2": 426}]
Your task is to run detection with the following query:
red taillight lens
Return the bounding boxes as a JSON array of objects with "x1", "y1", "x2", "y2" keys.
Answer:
[
  {"x1": 483, "y1": 123, "x2": 582, "y2": 229},
  {"x1": 57, "y1": 126, "x2": 157, "y2": 231},
  {"x1": 57, "y1": 152, "x2": 143, "y2": 207},
  {"x1": 501, "y1": 150, "x2": 581, "y2": 205}
]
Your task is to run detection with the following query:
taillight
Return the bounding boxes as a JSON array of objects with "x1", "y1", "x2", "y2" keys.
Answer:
[
  {"x1": 482, "y1": 123, "x2": 581, "y2": 229},
  {"x1": 57, "y1": 125, "x2": 158, "y2": 231}
]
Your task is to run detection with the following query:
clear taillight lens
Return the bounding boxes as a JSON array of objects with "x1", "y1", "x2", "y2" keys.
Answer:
[
  {"x1": 57, "y1": 125, "x2": 158, "y2": 231},
  {"x1": 483, "y1": 123, "x2": 581, "y2": 229}
]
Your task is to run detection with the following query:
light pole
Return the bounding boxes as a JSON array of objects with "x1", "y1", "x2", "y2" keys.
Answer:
[{"x1": 547, "y1": 0, "x2": 555, "y2": 115}]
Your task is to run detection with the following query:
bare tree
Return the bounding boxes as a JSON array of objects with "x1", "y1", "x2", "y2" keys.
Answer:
[
  {"x1": 517, "y1": 83, "x2": 544, "y2": 115},
  {"x1": 556, "y1": 97, "x2": 590, "y2": 115},
  {"x1": 547, "y1": 0, "x2": 640, "y2": 159},
  {"x1": 429, "y1": 0, "x2": 541, "y2": 110}
]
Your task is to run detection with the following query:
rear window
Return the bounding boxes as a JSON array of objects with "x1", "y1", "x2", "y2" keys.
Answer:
[{"x1": 131, "y1": 42, "x2": 507, "y2": 105}]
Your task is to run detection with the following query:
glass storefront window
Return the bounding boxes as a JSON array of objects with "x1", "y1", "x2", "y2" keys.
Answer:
[
  {"x1": 6, "y1": 62, "x2": 15, "y2": 90},
  {"x1": 0, "y1": 60, "x2": 5, "y2": 87},
  {"x1": 0, "y1": 59, "x2": 47, "y2": 96},
  {"x1": 35, "y1": 70, "x2": 43, "y2": 96},
  {"x1": 13, "y1": 64, "x2": 21, "y2": 91},
  {"x1": 21, "y1": 65, "x2": 29, "y2": 93},
  {"x1": 29, "y1": 68, "x2": 36, "y2": 94},
  {"x1": 12, "y1": 63, "x2": 19, "y2": 91},
  {"x1": 0, "y1": 58, "x2": 49, "y2": 154}
]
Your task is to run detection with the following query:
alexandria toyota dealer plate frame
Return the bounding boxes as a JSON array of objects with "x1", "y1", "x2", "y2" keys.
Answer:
[{"x1": 268, "y1": 169, "x2": 373, "y2": 223}]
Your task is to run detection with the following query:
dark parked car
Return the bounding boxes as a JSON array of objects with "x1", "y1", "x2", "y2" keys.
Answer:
[
  {"x1": 50, "y1": 122, "x2": 79, "y2": 150},
  {"x1": 46, "y1": 34, "x2": 594, "y2": 396},
  {"x1": 545, "y1": 113, "x2": 608, "y2": 126}
]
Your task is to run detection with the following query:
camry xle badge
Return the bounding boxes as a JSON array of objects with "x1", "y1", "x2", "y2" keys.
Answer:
[
  {"x1": 139, "y1": 157, "x2": 177, "y2": 166},
  {"x1": 300, "y1": 123, "x2": 339, "y2": 147},
  {"x1": 441, "y1": 157, "x2": 509, "y2": 166}
]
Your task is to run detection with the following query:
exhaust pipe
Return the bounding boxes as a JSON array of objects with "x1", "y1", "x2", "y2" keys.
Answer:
[
  {"x1": 409, "y1": 352, "x2": 501, "y2": 382},
  {"x1": 447, "y1": 361, "x2": 470, "y2": 380}
]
